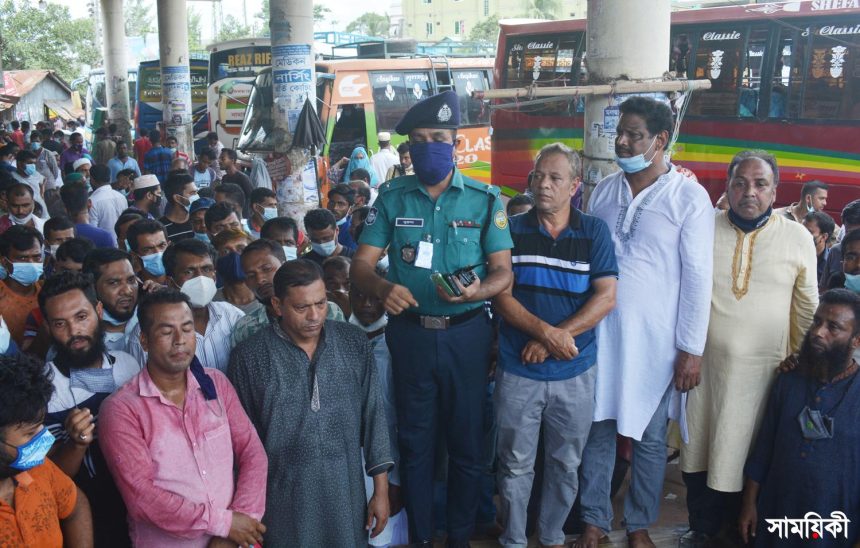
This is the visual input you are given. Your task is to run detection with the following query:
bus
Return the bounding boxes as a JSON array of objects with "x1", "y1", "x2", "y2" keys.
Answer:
[
  {"x1": 237, "y1": 56, "x2": 495, "y2": 183},
  {"x1": 85, "y1": 68, "x2": 138, "y2": 139},
  {"x1": 207, "y1": 38, "x2": 272, "y2": 150},
  {"x1": 492, "y1": 1, "x2": 860, "y2": 219},
  {"x1": 135, "y1": 56, "x2": 210, "y2": 143}
]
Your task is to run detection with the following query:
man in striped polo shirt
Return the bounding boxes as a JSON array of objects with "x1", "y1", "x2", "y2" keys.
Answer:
[{"x1": 494, "y1": 142, "x2": 618, "y2": 548}]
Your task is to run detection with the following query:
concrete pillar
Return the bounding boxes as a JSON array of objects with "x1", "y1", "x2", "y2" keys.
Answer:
[
  {"x1": 100, "y1": 0, "x2": 131, "y2": 146},
  {"x1": 582, "y1": 0, "x2": 671, "y2": 207},
  {"x1": 156, "y1": 0, "x2": 194, "y2": 158},
  {"x1": 270, "y1": 0, "x2": 316, "y2": 223}
]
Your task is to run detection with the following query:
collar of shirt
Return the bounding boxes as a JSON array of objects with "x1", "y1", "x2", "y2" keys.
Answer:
[
  {"x1": 137, "y1": 365, "x2": 202, "y2": 408},
  {"x1": 522, "y1": 206, "x2": 582, "y2": 232},
  {"x1": 271, "y1": 321, "x2": 326, "y2": 411},
  {"x1": 401, "y1": 168, "x2": 465, "y2": 197}
]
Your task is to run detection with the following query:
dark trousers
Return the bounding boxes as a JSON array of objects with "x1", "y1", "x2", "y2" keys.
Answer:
[
  {"x1": 683, "y1": 471, "x2": 743, "y2": 536},
  {"x1": 387, "y1": 312, "x2": 492, "y2": 543}
]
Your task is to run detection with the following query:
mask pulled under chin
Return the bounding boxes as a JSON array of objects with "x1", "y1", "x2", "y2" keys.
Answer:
[
  {"x1": 180, "y1": 276, "x2": 217, "y2": 308},
  {"x1": 409, "y1": 141, "x2": 454, "y2": 186},
  {"x1": 348, "y1": 313, "x2": 388, "y2": 333}
]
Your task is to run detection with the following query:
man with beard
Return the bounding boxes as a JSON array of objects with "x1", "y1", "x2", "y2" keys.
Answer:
[
  {"x1": 232, "y1": 239, "x2": 344, "y2": 346},
  {"x1": 680, "y1": 150, "x2": 818, "y2": 546},
  {"x1": 0, "y1": 352, "x2": 94, "y2": 547},
  {"x1": 739, "y1": 289, "x2": 860, "y2": 547},
  {"x1": 83, "y1": 248, "x2": 140, "y2": 351},
  {"x1": 40, "y1": 271, "x2": 141, "y2": 546}
]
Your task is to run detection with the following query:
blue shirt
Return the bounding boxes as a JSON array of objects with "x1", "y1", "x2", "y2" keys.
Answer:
[
  {"x1": 107, "y1": 156, "x2": 141, "y2": 183},
  {"x1": 338, "y1": 215, "x2": 357, "y2": 252},
  {"x1": 499, "y1": 208, "x2": 618, "y2": 381},
  {"x1": 76, "y1": 223, "x2": 117, "y2": 249},
  {"x1": 143, "y1": 146, "x2": 173, "y2": 184}
]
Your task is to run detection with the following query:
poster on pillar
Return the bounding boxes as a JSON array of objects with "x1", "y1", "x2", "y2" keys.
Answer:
[
  {"x1": 162, "y1": 66, "x2": 193, "y2": 126},
  {"x1": 271, "y1": 44, "x2": 315, "y2": 133}
]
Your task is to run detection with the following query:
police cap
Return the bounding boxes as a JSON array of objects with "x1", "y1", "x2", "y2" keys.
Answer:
[{"x1": 395, "y1": 90, "x2": 460, "y2": 135}]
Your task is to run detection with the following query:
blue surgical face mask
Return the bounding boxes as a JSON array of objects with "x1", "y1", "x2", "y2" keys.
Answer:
[
  {"x1": 194, "y1": 232, "x2": 210, "y2": 243},
  {"x1": 24, "y1": 164, "x2": 36, "y2": 176},
  {"x1": 409, "y1": 141, "x2": 455, "y2": 186},
  {"x1": 3, "y1": 427, "x2": 55, "y2": 471},
  {"x1": 168, "y1": 147, "x2": 177, "y2": 156},
  {"x1": 183, "y1": 193, "x2": 200, "y2": 212},
  {"x1": 263, "y1": 207, "x2": 278, "y2": 221},
  {"x1": 0, "y1": 263, "x2": 6, "y2": 280},
  {"x1": 140, "y1": 251, "x2": 166, "y2": 277},
  {"x1": 101, "y1": 307, "x2": 128, "y2": 326},
  {"x1": 30, "y1": 142, "x2": 41, "y2": 151},
  {"x1": 10, "y1": 262, "x2": 43, "y2": 286},
  {"x1": 845, "y1": 273, "x2": 860, "y2": 293},
  {"x1": 283, "y1": 245, "x2": 298, "y2": 261},
  {"x1": 336, "y1": 216, "x2": 348, "y2": 227},
  {"x1": 615, "y1": 136, "x2": 658, "y2": 174},
  {"x1": 312, "y1": 240, "x2": 337, "y2": 257}
]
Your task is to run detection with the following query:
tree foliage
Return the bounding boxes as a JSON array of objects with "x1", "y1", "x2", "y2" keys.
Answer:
[
  {"x1": 468, "y1": 14, "x2": 500, "y2": 43},
  {"x1": 0, "y1": 0, "x2": 98, "y2": 85},
  {"x1": 521, "y1": 0, "x2": 560, "y2": 20},
  {"x1": 124, "y1": 0, "x2": 155, "y2": 37},
  {"x1": 314, "y1": 5, "x2": 332, "y2": 24},
  {"x1": 216, "y1": 14, "x2": 254, "y2": 43},
  {"x1": 346, "y1": 13, "x2": 391, "y2": 38},
  {"x1": 187, "y1": 7, "x2": 205, "y2": 53}
]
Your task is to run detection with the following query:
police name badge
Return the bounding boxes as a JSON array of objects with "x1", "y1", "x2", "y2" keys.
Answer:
[{"x1": 415, "y1": 241, "x2": 434, "y2": 269}]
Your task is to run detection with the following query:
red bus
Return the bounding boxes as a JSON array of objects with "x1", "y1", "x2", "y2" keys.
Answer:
[{"x1": 492, "y1": 1, "x2": 860, "y2": 219}]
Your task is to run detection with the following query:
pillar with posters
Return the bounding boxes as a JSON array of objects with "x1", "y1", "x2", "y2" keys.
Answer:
[
  {"x1": 156, "y1": 0, "x2": 194, "y2": 158},
  {"x1": 270, "y1": 0, "x2": 317, "y2": 225}
]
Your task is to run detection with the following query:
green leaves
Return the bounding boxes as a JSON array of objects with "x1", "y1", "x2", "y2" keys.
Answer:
[{"x1": 345, "y1": 13, "x2": 391, "y2": 38}]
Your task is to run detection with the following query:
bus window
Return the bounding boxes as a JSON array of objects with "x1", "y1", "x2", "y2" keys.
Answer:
[
  {"x1": 739, "y1": 28, "x2": 770, "y2": 118},
  {"x1": 505, "y1": 42, "x2": 525, "y2": 86},
  {"x1": 330, "y1": 104, "x2": 367, "y2": 163},
  {"x1": 801, "y1": 26, "x2": 860, "y2": 120},
  {"x1": 453, "y1": 70, "x2": 490, "y2": 126},
  {"x1": 770, "y1": 30, "x2": 803, "y2": 119},
  {"x1": 670, "y1": 33, "x2": 692, "y2": 79},
  {"x1": 371, "y1": 71, "x2": 432, "y2": 131},
  {"x1": 688, "y1": 28, "x2": 744, "y2": 117}
]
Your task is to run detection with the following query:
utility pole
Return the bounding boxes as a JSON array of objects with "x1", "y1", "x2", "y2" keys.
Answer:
[
  {"x1": 581, "y1": 0, "x2": 671, "y2": 206},
  {"x1": 156, "y1": 0, "x2": 195, "y2": 159},
  {"x1": 270, "y1": 0, "x2": 316, "y2": 223},
  {"x1": 100, "y1": 0, "x2": 131, "y2": 145}
]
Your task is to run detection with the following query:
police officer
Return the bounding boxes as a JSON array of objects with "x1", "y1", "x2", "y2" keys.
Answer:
[{"x1": 352, "y1": 90, "x2": 513, "y2": 546}]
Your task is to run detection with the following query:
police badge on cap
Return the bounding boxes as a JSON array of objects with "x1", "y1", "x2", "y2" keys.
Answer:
[{"x1": 395, "y1": 90, "x2": 461, "y2": 135}]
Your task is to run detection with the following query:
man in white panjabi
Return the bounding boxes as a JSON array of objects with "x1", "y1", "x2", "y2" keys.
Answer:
[
  {"x1": 679, "y1": 150, "x2": 818, "y2": 545},
  {"x1": 574, "y1": 96, "x2": 714, "y2": 548}
]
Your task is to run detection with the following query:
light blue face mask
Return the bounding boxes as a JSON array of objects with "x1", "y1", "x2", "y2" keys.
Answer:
[
  {"x1": 845, "y1": 273, "x2": 860, "y2": 293},
  {"x1": 3, "y1": 427, "x2": 56, "y2": 471},
  {"x1": 24, "y1": 164, "x2": 36, "y2": 176},
  {"x1": 140, "y1": 251, "x2": 166, "y2": 277},
  {"x1": 0, "y1": 263, "x2": 6, "y2": 280},
  {"x1": 102, "y1": 307, "x2": 128, "y2": 326},
  {"x1": 615, "y1": 136, "x2": 658, "y2": 174},
  {"x1": 194, "y1": 232, "x2": 210, "y2": 243},
  {"x1": 183, "y1": 193, "x2": 200, "y2": 212},
  {"x1": 283, "y1": 245, "x2": 298, "y2": 261},
  {"x1": 263, "y1": 207, "x2": 278, "y2": 221},
  {"x1": 10, "y1": 262, "x2": 43, "y2": 286},
  {"x1": 312, "y1": 240, "x2": 337, "y2": 257}
]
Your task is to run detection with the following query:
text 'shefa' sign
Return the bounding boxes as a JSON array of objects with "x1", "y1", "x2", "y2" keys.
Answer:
[{"x1": 227, "y1": 51, "x2": 272, "y2": 69}]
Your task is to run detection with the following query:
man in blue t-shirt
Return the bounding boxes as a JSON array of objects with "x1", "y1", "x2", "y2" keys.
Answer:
[
  {"x1": 59, "y1": 181, "x2": 117, "y2": 249},
  {"x1": 493, "y1": 143, "x2": 618, "y2": 548}
]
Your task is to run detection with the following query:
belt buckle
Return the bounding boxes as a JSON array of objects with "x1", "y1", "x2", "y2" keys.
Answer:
[{"x1": 420, "y1": 315, "x2": 449, "y2": 330}]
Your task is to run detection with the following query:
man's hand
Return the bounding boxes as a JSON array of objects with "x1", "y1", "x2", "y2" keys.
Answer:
[
  {"x1": 366, "y1": 491, "x2": 390, "y2": 538},
  {"x1": 673, "y1": 350, "x2": 702, "y2": 392},
  {"x1": 738, "y1": 500, "x2": 757, "y2": 544},
  {"x1": 64, "y1": 408, "x2": 95, "y2": 447},
  {"x1": 138, "y1": 278, "x2": 166, "y2": 294},
  {"x1": 435, "y1": 274, "x2": 481, "y2": 303},
  {"x1": 381, "y1": 283, "x2": 418, "y2": 315},
  {"x1": 388, "y1": 483, "x2": 403, "y2": 516},
  {"x1": 540, "y1": 326, "x2": 578, "y2": 361},
  {"x1": 777, "y1": 353, "x2": 798, "y2": 374},
  {"x1": 521, "y1": 340, "x2": 550, "y2": 364},
  {"x1": 227, "y1": 512, "x2": 265, "y2": 548}
]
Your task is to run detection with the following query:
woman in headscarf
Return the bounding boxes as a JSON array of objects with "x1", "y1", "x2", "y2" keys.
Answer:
[{"x1": 328, "y1": 146, "x2": 380, "y2": 188}]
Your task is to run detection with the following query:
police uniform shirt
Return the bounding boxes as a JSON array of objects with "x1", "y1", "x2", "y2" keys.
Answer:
[{"x1": 359, "y1": 169, "x2": 513, "y2": 317}]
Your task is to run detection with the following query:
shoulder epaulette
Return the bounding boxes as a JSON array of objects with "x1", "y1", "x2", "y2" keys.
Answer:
[{"x1": 462, "y1": 178, "x2": 500, "y2": 197}]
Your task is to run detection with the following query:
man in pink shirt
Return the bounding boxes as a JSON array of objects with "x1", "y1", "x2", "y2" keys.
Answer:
[{"x1": 99, "y1": 289, "x2": 268, "y2": 548}]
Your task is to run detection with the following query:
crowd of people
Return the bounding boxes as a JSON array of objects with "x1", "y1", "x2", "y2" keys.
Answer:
[{"x1": 0, "y1": 90, "x2": 858, "y2": 548}]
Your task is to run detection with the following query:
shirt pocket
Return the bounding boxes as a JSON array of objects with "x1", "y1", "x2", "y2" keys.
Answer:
[
  {"x1": 201, "y1": 423, "x2": 233, "y2": 466},
  {"x1": 391, "y1": 226, "x2": 425, "y2": 269},
  {"x1": 447, "y1": 226, "x2": 482, "y2": 271}
]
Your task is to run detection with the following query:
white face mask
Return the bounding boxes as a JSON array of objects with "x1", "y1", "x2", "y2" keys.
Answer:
[
  {"x1": 283, "y1": 246, "x2": 298, "y2": 261},
  {"x1": 377, "y1": 254, "x2": 390, "y2": 272},
  {"x1": 180, "y1": 276, "x2": 217, "y2": 308},
  {"x1": 348, "y1": 312, "x2": 388, "y2": 333},
  {"x1": 0, "y1": 316, "x2": 10, "y2": 354},
  {"x1": 47, "y1": 244, "x2": 60, "y2": 257},
  {"x1": 10, "y1": 212, "x2": 34, "y2": 225}
]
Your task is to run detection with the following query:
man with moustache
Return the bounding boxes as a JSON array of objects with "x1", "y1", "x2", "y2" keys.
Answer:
[
  {"x1": 681, "y1": 151, "x2": 818, "y2": 546},
  {"x1": 739, "y1": 289, "x2": 860, "y2": 547},
  {"x1": 40, "y1": 271, "x2": 142, "y2": 546},
  {"x1": 228, "y1": 259, "x2": 392, "y2": 547},
  {"x1": 83, "y1": 248, "x2": 141, "y2": 351}
]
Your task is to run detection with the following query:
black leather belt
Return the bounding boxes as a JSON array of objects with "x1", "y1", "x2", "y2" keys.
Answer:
[{"x1": 397, "y1": 306, "x2": 484, "y2": 330}]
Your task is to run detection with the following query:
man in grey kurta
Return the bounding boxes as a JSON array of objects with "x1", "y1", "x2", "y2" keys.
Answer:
[{"x1": 228, "y1": 259, "x2": 393, "y2": 547}]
